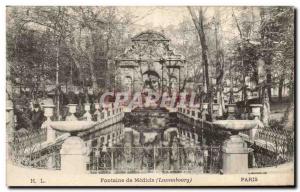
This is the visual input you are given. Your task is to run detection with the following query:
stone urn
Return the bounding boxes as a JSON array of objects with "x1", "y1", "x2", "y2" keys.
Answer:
[
  {"x1": 212, "y1": 120, "x2": 258, "y2": 174},
  {"x1": 66, "y1": 104, "x2": 78, "y2": 121},
  {"x1": 226, "y1": 103, "x2": 236, "y2": 120}
]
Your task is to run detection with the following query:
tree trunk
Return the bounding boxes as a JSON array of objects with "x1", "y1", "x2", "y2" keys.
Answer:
[
  {"x1": 214, "y1": 10, "x2": 225, "y2": 116},
  {"x1": 266, "y1": 63, "x2": 272, "y2": 102},
  {"x1": 260, "y1": 8, "x2": 273, "y2": 103},
  {"x1": 86, "y1": 31, "x2": 99, "y2": 94},
  {"x1": 188, "y1": 7, "x2": 210, "y2": 92},
  {"x1": 87, "y1": 59, "x2": 98, "y2": 94},
  {"x1": 55, "y1": 38, "x2": 61, "y2": 119},
  {"x1": 278, "y1": 75, "x2": 284, "y2": 102}
]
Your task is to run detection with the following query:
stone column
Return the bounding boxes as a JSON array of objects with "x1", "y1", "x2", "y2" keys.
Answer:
[
  {"x1": 222, "y1": 131, "x2": 251, "y2": 174},
  {"x1": 42, "y1": 104, "x2": 56, "y2": 143},
  {"x1": 60, "y1": 133, "x2": 87, "y2": 174}
]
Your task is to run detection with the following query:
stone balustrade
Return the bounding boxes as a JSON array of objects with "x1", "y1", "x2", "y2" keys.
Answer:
[
  {"x1": 40, "y1": 102, "x2": 125, "y2": 173},
  {"x1": 176, "y1": 102, "x2": 265, "y2": 174},
  {"x1": 12, "y1": 101, "x2": 282, "y2": 175}
]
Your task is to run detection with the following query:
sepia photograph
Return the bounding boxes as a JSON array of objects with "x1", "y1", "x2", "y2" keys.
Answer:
[{"x1": 5, "y1": 5, "x2": 295, "y2": 187}]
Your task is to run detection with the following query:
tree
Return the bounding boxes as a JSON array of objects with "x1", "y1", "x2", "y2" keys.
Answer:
[{"x1": 188, "y1": 7, "x2": 210, "y2": 94}]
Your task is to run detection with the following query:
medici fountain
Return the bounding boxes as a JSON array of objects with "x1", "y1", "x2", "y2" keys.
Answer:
[
  {"x1": 31, "y1": 102, "x2": 259, "y2": 175},
  {"x1": 7, "y1": 31, "x2": 293, "y2": 176}
]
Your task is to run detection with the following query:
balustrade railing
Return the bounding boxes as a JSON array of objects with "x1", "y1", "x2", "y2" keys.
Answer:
[
  {"x1": 8, "y1": 103, "x2": 124, "y2": 170},
  {"x1": 9, "y1": 137, "x2": 61, "y2": 170},
  {"x1": 177, "y1": 103, "x2": 294, "y2": 169},
  {"x1": 11, "y1": 129, "x2": 47, "y2": 148}
]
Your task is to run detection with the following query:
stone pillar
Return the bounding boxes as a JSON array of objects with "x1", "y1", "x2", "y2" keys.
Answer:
[
  {"x1": 60, "y1": 135, "x2": 87, "y2": 174},
  {"x1": 6, "y1": 99, "x2": 14, "y2": 141},
  {"x1": 222, "y1": 132, "x2": 251, "y2": 174},
  {"x1": 6, "y1": 69, "x2": 14, "y2": 141},
  {"x1": 6, "y1": 99, "x2": 14, "y2": 161},
  {"x1": 42, "y1": 104, "x2": 56, "y2": 143}
]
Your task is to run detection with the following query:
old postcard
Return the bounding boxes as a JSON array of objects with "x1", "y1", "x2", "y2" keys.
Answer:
[{"x1": 6, "y1": 6, "x2": 295, "y2": 187}]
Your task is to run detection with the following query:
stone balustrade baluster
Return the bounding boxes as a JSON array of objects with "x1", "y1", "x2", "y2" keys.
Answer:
[
  {"x1": 226, "y1": 103, "x2": 236, "y2": 120},
  {"x1": 250, "y1": 104, "x2": 263, "y2": 141},
  {"x1": 112, "y1": 132, "x2": 116, "y2": 145},
  {"x1": 41, "y1": 104, "x2": 56, "y2": 169},
  {"x1": 94, "y1": 103, "x2": 101, "y2": 121},
  {"x1": 103, "y1": 109, "x2": 107, "y2": 119},
  {"x1": 42, "y1": 104, "x2": 56, "y2": 143},
  {"x1": 194, "y1": 133, "x2": 199, "y2": 145},
  {"x1": 66, "y1": 104, "x2": 78, "y2": 121},
  {"x1": 212, "y1": 103, "x2": 220, "y2": 120},
  {"x1": 83, "y1": 103, "x2": 92, "y2": 121}
]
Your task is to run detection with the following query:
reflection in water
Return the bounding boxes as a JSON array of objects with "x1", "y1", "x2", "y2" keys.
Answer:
[{"x1": 85, "y1": 108, "x2": 222, "y2": 174}]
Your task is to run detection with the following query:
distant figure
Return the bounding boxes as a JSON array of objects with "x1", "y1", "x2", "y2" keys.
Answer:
[
  {"x1": 14, "y1": 105, "x2": 31, "y2": 131},
  {"x1": 30, "y1": 103, "x2": 44, "y2": 131}
]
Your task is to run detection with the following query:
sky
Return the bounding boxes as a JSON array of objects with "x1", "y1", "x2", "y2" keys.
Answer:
[
  {"x1": 127, "y1": 6, "x2": 267, "y2": 54},
  {"x1": 129, "y1": 7, "x2": 189, "y2": 28},
  {"x1": 126, "y1": 6, "x2": 189, "y2": 31},
  {"x1": 121, "y1": 6, "x2": 258, "y2": 41}
]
